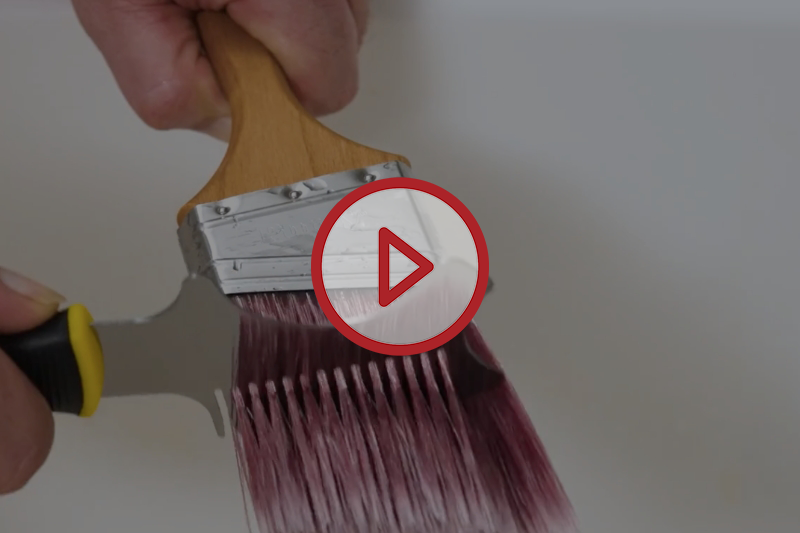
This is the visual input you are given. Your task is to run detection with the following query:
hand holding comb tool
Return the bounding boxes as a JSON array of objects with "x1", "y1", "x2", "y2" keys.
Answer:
[{"x1": 0, "y1": 10, "x2": 575, "y2": 532}]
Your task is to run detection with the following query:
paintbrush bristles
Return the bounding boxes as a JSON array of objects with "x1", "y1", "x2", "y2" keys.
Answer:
[
  {"x1": 233, "y1": 348, "x2": 575, "y2": 533},
  {"x1": 234, "y1": 351, "x2": 496, "y2": 533},
  {"x1": 231, "y1": 292, "x2": 576, "y2": 533}
]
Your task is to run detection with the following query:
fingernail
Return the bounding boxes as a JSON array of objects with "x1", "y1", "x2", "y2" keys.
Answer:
[{"x1": 0, "y1": 268, "x2": 65, "y2": 306}]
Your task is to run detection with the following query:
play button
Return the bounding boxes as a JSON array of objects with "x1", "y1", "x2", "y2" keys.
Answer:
[
  {"x1": 311, "y1": 177, "x2": 490, "y2": 356},
  {"x1": 378, "y1": 227, "x2": 434, "y2": 307}
]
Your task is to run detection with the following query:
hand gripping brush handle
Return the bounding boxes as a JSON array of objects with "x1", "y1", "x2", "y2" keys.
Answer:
[{"x1": 0, "y1": 11, "x2": 503, "y2": 437}]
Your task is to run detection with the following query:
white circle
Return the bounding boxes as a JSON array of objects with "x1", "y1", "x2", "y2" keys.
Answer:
[{"x1": 320, "y1": 187, "x2": 479, "y2": 346}]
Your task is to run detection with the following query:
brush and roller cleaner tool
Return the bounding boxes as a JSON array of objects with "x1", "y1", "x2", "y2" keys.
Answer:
[
  {"x1": 0, "y1": 272, "x2": 500, "y2": 438},
  {"x1": 0, "y1": 12, "x2": 501, "y2": 438}
]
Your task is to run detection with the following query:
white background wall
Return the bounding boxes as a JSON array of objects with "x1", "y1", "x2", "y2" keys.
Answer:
[{"x1": 2, "y1": 1, "x2": 800, "y2": 532}]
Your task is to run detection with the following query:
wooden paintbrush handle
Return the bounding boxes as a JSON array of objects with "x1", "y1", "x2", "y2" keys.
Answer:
[{"x1": 177, "y1": 11, "x2": 409, "y2": 224}]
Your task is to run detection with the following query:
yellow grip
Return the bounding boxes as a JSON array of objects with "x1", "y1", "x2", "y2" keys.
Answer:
[
  {"x1": 1, "y1": 303, "x2": 105, "y2": 417},
  {"x1": 67, "y1": 304, "x2": 104, "y2": 417}
]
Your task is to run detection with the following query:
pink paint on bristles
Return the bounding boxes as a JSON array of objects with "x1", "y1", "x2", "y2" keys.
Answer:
[{"x1": 230, "y1": 291, "x2": 577, "y2": 533}]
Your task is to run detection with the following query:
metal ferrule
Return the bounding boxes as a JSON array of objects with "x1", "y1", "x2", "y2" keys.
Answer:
[{"x1": 177, "y1": 160, "x2": 444, "y2": 295}]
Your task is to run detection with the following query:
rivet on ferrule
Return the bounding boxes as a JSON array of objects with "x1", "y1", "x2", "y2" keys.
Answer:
[{"x1": 283, "y1": 186, "x2": 302, "y2": 200}]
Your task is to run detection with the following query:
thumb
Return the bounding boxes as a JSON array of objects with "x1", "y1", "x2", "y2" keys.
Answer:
[{"x1": 0, "y1": 267, "x2": 63, "y2": 494}]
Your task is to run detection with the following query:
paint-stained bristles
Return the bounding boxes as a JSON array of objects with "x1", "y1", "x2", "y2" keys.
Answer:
[
  {"x1": 232, "y1": 348, "x2": 575, "y2": 533},
  {"x1": 231, "y1": 291, "x2": 575, "y2": 533}
]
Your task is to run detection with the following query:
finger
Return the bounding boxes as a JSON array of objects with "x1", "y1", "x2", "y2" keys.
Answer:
[
  {"x1": 347, "y1": 0, "x2": 370, "y2": 45},
  {"x1": 0, "y1": 268, "x2": 60, "y2": 493},
  {"x1": 0, "y1": 349, "x2": 55, "y2": 495},
  {"x1": 225, "y1": 0, "x2": 362, "y2": 116},
  {"x1": 0, "y1": 267, "x2": 65, "y2": 334},
  {"x1": 71, "y1": 0, "x2": 230, "y2": 137},
  {"x1": 71, "y1": 0, "x2": 364, "y2": 141}
]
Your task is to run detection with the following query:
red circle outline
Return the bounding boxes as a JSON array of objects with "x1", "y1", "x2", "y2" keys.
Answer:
[{"x1": 311, "y1": 177, "x2": 489, "y2": 356}]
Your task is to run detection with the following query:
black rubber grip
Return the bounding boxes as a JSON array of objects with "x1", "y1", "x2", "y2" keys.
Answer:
[{"x1": 0, "y1": 310, "x2": 84, "y2": 415}]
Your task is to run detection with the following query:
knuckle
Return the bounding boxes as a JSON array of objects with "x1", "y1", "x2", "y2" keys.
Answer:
[
  {"x1": 334, "y1": 74, "x2": 359, "y2": 111},
  {"x1": 133, "y1": 81, "x2": 188, "y2": 131},
  {"x1": 309, "y1": 72, "x2": 359, "y2": 116}
]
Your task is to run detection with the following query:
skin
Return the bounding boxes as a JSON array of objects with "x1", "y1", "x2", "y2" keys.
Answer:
[
  {"x1": 71, "y1": 0, "x2": 371, "y2": 140},
  {"x1": 1, "y1": 0, "x2": 369, "y2": 493},
  {"x1": 0, "y1": 270, "x2": 62, "y2": 495}
]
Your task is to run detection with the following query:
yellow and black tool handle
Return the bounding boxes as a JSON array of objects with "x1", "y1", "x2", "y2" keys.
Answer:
[{"x1": 0, "y1": 304, "x2": 104, "y2": 418}]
